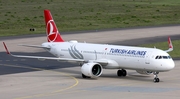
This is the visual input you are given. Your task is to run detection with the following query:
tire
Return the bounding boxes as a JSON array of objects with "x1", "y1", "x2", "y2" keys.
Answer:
[
  {"x1": 153, "y1": 78, "x2": 160, "y2": 83},
  {"x1": 122, "y1": 70, "x2": 127, "y2": 76},
  {"x1": 117, "y1": 70, "x2": 122, "y2": 76},
  {"x1": 156, "y1": 78, "x2": 160, "y2": 82}
]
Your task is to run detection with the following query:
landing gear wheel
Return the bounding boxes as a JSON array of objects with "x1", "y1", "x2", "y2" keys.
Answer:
[
  {"x1": 117, "y1": 69, "x2": 127, "y2": 77},
  {"x1": 154, "y1": 78, "x2": 160, "y2": 83},
  {"x1": 122, "y1": 69, "x2": 127, "y2": 77},
  {"x1": 117, "y1": 70, "x2": 122, "y2": 76},
  {"x1": 153, "y1": 72, "x2": 160, "y2": 83},
  {"x1": 156, "y1": 78, "x2": 160, "y2": 82}
]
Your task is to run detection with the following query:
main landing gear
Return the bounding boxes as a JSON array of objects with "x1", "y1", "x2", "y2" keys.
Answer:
[
  {"x1": 153, "y1": 72, "x2": 160, "y2": 83},
  {"x1": 117, "y1": 69, "x2": 127, "y2": 77}
]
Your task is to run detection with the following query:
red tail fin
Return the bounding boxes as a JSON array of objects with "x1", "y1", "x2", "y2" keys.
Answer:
[
  {"x1": 44, "y1": 10, "x2": 64, "y2": 42},
  {"x1": 168, "y1": 36, "x2": 173, "y2": 49},
  {"x1": 165, "y1": 36, "x2": 173, "y2": 52}
]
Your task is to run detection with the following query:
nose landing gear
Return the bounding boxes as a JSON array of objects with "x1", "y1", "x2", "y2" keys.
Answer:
[{"x1": 153, "y1": 72, "x2": 160, "y2": 83}]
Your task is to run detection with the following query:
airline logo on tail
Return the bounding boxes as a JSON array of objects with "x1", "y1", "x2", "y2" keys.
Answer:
[
  {"x1": 168, "y1": 37, "x2": 173, "y2": 48},
  {"x1": 44, "y1": 9, "x2": 64, "y2": 42},
  {"x1": 46, "y1": 19, "x2": 59, "y2": 42}
]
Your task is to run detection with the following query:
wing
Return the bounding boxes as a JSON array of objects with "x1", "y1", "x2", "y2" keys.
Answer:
[
  {"x1": 165, "y1": 36, "x2": 173, "y2": 52},
  {"x1": 3, "y1": 42, "x2": 109, "y2": 65},
  {"x1": 3, "y1": 42, "x2": 84, "y2": 62}
]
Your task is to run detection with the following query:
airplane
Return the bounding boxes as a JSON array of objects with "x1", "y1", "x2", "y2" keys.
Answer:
[{"x1": 3, "y1": 9, "x2": 175, "y2": 83}]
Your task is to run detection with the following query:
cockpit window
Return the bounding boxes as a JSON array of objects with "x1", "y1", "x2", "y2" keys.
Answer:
[
  {"x1": 155, "y1": 55, "x2": 172, "y2": 59},
  {"x1": 155, "y1": 56, "x2": 159, "y2": 59},
  {"x1": 168, "y1": 56, "x2": 172, "y2": 59},
  {"x1": 163, "y1": 56, "x2": 168, "y2": 59},
  {"x1": 159, "y1": 56, "x2": 162, "y2": 59}
]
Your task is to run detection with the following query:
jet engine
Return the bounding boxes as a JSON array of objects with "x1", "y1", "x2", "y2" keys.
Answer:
[
  {"x1": 136, "y1": 70, "x2": 152, "y2": 75},
  {"x1": 81, "y1": 63, "x2": 103, "y2": 78}
]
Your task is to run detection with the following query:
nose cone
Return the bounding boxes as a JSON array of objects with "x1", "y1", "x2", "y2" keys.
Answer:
[{"x1": 166, "y1": 59, "x2": 175, "y2": 70}]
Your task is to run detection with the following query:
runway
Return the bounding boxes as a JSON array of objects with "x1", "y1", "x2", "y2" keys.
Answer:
[{"x1": 0, "y1": 26, "x2": 180, "y2": 99}]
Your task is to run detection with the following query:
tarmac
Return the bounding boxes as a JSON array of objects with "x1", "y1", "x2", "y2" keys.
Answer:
[{"x1": 0, "y1": 25, "x2": 180, "y2": 99}]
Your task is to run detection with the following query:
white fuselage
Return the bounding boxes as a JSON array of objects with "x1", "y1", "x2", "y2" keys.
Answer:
[{"x1": 42, "y1": 41, "x2": 175, "y2": 72}]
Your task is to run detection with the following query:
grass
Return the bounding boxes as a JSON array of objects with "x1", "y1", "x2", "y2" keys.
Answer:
[
  {"x1": 0, "y1": 0, "x2": 180, "y2": 36},
  {"x1": 140, "y1": 40, "x2": 180, "y2": 58}
]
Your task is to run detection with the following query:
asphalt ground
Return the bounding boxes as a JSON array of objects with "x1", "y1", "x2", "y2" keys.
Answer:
[{"x1": 0, "y1": 25, "x2": 180, "y2": 99}]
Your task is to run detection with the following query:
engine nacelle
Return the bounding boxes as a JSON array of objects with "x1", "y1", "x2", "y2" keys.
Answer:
[
  {"x1": 81, "y1": 63, "x2": 103, "y2": 78},
  {"x1": 136, "y1": 70, "x2": 152, "y2": 75}
]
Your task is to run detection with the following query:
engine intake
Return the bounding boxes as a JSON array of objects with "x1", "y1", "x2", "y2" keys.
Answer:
[{"x1": 81, "y1": 63, "x2": 103, "y2": 78}]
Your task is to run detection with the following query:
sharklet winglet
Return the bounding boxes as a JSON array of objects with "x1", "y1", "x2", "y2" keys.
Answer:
[{"x1": 3, "y1": 42, "x2": 10, "y2": 54}]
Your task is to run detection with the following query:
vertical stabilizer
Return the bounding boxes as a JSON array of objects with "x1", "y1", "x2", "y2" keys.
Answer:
[
  {"x1": 44, "y1": 10, "x2": 64, "y2": 42},
  {"x1": 165, "y1": 36, "x2": 173, "y2": 52},
  {"x1": 168, "y1": 36, "x2": 173, "y2": 49}
]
